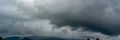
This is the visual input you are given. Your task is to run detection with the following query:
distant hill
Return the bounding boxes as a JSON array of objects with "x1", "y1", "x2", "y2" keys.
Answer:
[
  {"x1": 3, "y1": 36, "x2": 97, "y2": 40},
  {"x1": 4, "y1": 36, "x2": 21, "y2": 40},
  {"x1": 25, "y1": 36, "x2": 86, "y2": 40}
]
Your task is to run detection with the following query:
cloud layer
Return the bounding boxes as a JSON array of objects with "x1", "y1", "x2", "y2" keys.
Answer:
[{"x1": 0, "y1": 0, "x2": 120, "y2": 40}]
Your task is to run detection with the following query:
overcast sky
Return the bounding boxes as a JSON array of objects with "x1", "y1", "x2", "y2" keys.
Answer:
[{"x1": 0, "y1": 0, "x2": 120, "y2": 40}]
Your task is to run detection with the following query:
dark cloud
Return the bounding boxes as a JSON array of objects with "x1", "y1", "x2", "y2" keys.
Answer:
[
  {"x1": 0, "y1": 0, "x2": 120, "y2": 39},
  {"x1": 45, "y1": 0, "x2": 120, "y2": 36}
]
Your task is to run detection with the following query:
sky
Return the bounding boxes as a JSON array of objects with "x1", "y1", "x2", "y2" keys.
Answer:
[{"x1": 0, "y1": 0, "x2": 120, "y2": 40}]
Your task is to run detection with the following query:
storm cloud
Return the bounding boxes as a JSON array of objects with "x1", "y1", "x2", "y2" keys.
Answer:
[
  {"x1": 0, "y1": 0, "x2": 120, "y2": 40},
  {"x1": 28, "y1": 0, "x2": 120, "y2": 35},
  {"x1": 48, "y1": 0, "x2": 120, "y2": 35}
]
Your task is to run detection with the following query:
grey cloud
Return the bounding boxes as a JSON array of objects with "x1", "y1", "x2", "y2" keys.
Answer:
[
  {"x1": 1, "y1": 0, "x2": 120, "y2": 39},
  {"x1": 45, "y1": 0, "x2": 120, "y2": 35},
  {"x1": 17, "y1": 0, "x2": 118, "y2": 35}
]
